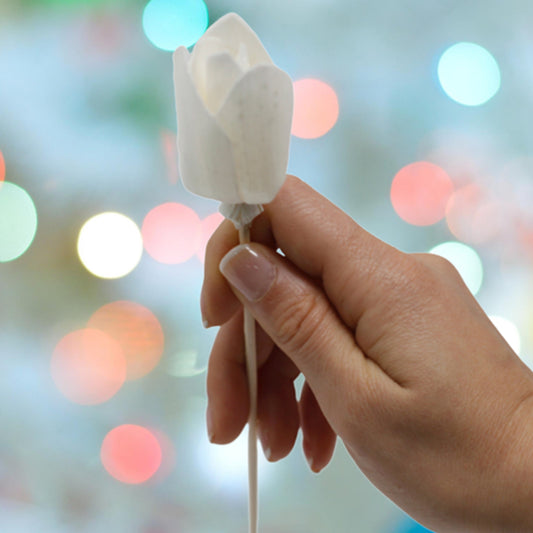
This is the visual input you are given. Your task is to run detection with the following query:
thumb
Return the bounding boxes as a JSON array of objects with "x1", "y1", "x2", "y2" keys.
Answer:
[{"x1": 219, "y1": 242, "x2": 367, "y2": 420}]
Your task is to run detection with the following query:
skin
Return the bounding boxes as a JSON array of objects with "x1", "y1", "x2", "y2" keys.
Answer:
[{"x1": 201, "y1": 175, "x2": 533, "y2": 532}]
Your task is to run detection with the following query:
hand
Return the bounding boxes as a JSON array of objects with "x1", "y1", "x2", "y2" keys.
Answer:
[{"x1": 201, "y1": 175, "x2": 533, "y2": 532}]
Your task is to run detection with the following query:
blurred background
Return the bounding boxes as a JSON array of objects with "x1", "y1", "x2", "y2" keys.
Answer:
[{"x1": 1, "y1": 0, "x2": 532, "y2": 531}]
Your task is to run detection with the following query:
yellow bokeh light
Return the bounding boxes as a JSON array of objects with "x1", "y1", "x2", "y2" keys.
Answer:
[{"x1": 77, "y1": 212, "x2": 143, "y2": 279}]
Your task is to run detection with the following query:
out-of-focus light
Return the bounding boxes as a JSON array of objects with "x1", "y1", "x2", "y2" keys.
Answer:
[
  {"x1": 489, "y1": 316, "x2": 521, "y2": 355},
  {"x1": 446, "y1": 184, "x2": 503, "y2": 244},
  {"x1": 160, "y1": 129, "x2": 179, "y2": 184},
  {"x1": 437, "y1": 42, "x2": 501, "y2": 106},
  {"x1": 87, "y1": 301, "x2": 164, "y2": 380},
  {"x1": 165, "y1": 350, "x2": 206, "y2": 377},
  {"x1": 51, "y1": 329, "x2": 127, "y2": 405},
  {"x1": 445, "y1": 184, "x2": 483, "y2": 242},
  {"x1": 394, "y1": 518, "x2": 433, "y2": 533},
  {"x1": 196, "y1": 212, "x2": 224, "y2": 262},
  {"x1": 149, "y1": 428, "x2": 176, "y2": 482},
  {"x1": 391, "y1": 162, "x2": 453, "y2": 226},
  {"x1": 0, "y1": 151, "x2": 5, "y2": 182},
  {"x1": 77, "y1": 212, "x2": 143, "y2": 279},
  {"x1": 142, "y1": 0, "x2": 208, "y2": 52},
  {"x1": 0, "y1": 182, "x2": 38, "y2": 263},
  {"x1": 291, "y1": 79, "x2": 339, "y2": 139},
  {"x1": 429, "y1": 241, "x2": 483, "y2": 295},
  {"x1": 142, "y1": 203, "x2": 201, "y2": 264},
  {"x1": 101, "y1": 425, "x2": 162, "y2": 484},
  {"x1": 199, "y1": 429, "x2": 270, "y2": 492}
]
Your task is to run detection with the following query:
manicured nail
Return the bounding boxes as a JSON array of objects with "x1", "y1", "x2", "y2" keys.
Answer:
[
  {"x1": 206, "y1": 406, "x2": 215, "y2": 443},
  {"x1": 303, "y1": 440, "x2": 318, "y2": 473},
  {"x1": 219, "y1": 245, "x2": 276, "y2": 302},
  {"x1": 306, "y1": 450, "x2": 321, "y2": 473},
  {"x1": 200, "y1": 294, "x2": 211, "y2": 328},
  {"x1": 258, "y1": 424, "x2": 272, "y2": 461},
  {"x1": 264, "y1": 447, "x2": 272, "y2": 461}
]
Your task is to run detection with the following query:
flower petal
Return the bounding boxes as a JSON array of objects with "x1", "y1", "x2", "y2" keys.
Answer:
[
  {"x1": 204, "y1": 52, "x2": 243, "y2": 114},
  {"x1": 216, "y1": 64, "x2": 294, "y2": 204},
  {"x1": 173, "y1": 46, "x2": 240, "y2": 203},
  {"x1": 201, "y1": 13, "x2": 272, "y2": 68},
  {"x1": 190, "y1": 36, "x2": 225, "y2": 104}
]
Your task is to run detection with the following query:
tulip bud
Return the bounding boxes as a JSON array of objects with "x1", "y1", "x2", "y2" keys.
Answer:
[{"x1": 173, "y1": 13, "x2": 293, "y2": 224}]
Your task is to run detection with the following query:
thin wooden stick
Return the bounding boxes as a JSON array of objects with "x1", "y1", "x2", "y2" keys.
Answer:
[{"x1": 239, "y1": 223, "x2": 258, "y2": 533}]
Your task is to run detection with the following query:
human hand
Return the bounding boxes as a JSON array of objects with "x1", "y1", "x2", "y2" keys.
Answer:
[{"x1": 201, "y1": 175, "x2": 533, "y2": 532}]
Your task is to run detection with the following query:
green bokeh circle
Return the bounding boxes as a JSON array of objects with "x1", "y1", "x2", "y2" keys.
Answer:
[{"x1": 0, "y1": 182, "x2": 38, "y2": 262}]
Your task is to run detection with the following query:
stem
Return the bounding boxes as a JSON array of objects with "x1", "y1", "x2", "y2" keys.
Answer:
[{"x1": 239, "y1": 223, "x2": 258, "y2": 533}]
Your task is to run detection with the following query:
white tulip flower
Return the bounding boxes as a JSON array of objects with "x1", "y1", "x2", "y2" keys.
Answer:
[
  {"x1": 173, "y1": 13, "x2": 293, "y2": 212},
  {"x1": 173, "y1": 15, "x2": 294, "y2": 533}
]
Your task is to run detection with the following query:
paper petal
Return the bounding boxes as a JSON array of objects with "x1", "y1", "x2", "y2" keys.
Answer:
[
  {"x1": 216, "y1": 64, "x2": 293, "y2": 204},
  {"x1": 190, "y1": 36, "x2": 225, "y2": 104},
  {"x1": 202, "y1": 13, "x2": 272, "y2": 68},
  {"x1": 204, "y1": 52, "x2": 243, "y2": 114},
  {"x1": 173, "y1": 46, "x2": 240, "y2": 202}
]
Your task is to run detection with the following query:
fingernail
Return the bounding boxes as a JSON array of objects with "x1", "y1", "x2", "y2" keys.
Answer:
[
  {"x1": 303, "y1": 440, "x2": 318, "y2": 473},
  {"x1": 206, "y1": 406, "x2": 215, "y2": 443},
  {"x1": 200, "y1": 294, "x2": 211, "y2": 328},
  {"x1": 264, "y1": 447, "x2": 272, "y2": 461},
  {"x1": 219, "y1": 245, "x2": 276, "y2": 302},
  {"x1": 258, "y1": 425, "x2": 272, "y2": 461}
]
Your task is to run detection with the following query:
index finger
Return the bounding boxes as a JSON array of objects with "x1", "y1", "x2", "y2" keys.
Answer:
[{"x1": 201, "y1": 174, "x2": 401, "y2": 329}]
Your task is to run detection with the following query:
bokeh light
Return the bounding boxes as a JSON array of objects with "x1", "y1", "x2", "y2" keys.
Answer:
[
  {"x1": 489, "y1": 316, "x2": 521, "y2": 355},
  {"x1": 87, "y1": 301, "x2": 164, "y2": 380},
  {"x1": 51, "y1": 329, "x2": 127, "y2": 405},
  {"x1": 445, "y1": 184, "x2": 504, "y2": 244},
  {"x1": 394, "y1": 518, "x2": 434, "y2": 533},
  {"x1": 149, "y1": 428, "x2": 176, "y2": 482},
  {"x1": 160, "y1": 129, "x2": 179, "y2": 185},
  {"x1": 391, "y1": 162, "x2": 454, "y2": 226},
  {"x1": 199, "y1": 430, "x2": 270, "y2": 492},
  {"x1": 77, "y1": 212, "x2": 143, "y2": 279},
  {"x1": 0, "y1": 181, "x2": 38, "y2": 262},
  {"x1": 429, "y1": 241, "x2": 483, "y2": 295},
  {"x1": 196, "y1": 212, "x2": 224, "y2": 262},
  {"x1": 291, "y1": 79, "x2": 339, "y2": 139},
  {"x1": 0, "y1": 151, "x2": 5, "y2": 182},
  {"x1": 437, "y1": 42, "x2": 501, "y2": 106},
  {"x1": 101, "y1": 425, "x2": 162, "y2": 484},
  {"x1": 142, "y1": 203, "x2": 201, "y2": 264},
  {"x1": 165, "y1": 350, "x2": 206, "y2": 377},
  {"x1": 142, "y1": 0, "x2": 208, "y2": 52}
]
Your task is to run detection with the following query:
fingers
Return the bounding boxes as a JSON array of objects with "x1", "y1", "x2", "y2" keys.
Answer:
[
  {"x1": 201, "y1": 213, "x2": 277, "y2": 327},
  {"x1": 299, "y1": 381, "x2": 336, "y2": 473},
  {"x1": 218, "y1": 241, "x2": 387, "y2": 433},
  {"x1": 207, "y1": 312, "x2": 301, "y2": 460},
  {"x1": 202, "y1": 175, "x2": 412, "y2": 343},
  {"x1": 206, "y1": 308, "x2": 334, "y2": 468},
  {"x1": 201, "y1": 219, "x2": 240, "y2": 327},
  {"x1": 206, "y1": 311, "x2": 274, "y2": 444},
  {"x1": 257, "y1": 347, "x2": 300, "y2": 462}
]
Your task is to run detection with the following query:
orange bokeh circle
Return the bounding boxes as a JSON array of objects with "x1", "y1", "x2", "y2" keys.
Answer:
[
  {"x1": 292, "y1": 79, "x2": 339, "y2": 139},
  {"x1": 51, "y1": 328, "x2": 127, "y2": 405},
  {"x1": 88, "y1": 301, "x2": 164, "y2": 380},
  {"x1": 391, "y1": 161, "x2": 454, "y2": 226}
]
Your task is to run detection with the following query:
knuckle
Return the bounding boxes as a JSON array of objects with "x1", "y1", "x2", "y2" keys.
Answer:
[
  {"x1": 272, "y1": 289, "x2": 329, "y2": 357},
  {"x1": 414, "y1": 252, "x2": 463, "y2": 284}
]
